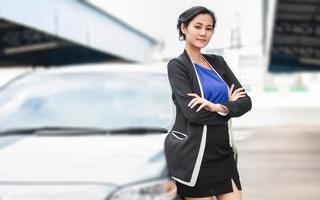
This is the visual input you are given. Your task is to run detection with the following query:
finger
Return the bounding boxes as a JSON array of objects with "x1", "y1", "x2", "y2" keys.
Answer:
[
  {"x1": 196, "y1": 102, "x2": 207, "y2": 112},
  {"x1": 234, "y1": 93, "x2": 245, "y2": 97},
  {"x1": 229, "y1": 84, "x2": 234, "y2": 92},
  {"x1": 187, "y1": 93, "x2": 200, "y2": 98},
  {"x1": 190, "y1": 99, "x2": 203, "y2": 109},
  {"x1": 165, "y1": 185, "x2": 177, "y2": 200},
  {"x1": 188, "y1": 98, "x2": 198, "y2": 107},
  {"x1": 188, "y1": 97, "x2": 200, "y2": 107},
  {"x1": 190, "y1": 98, "x2": 203, "y2": 108},
  {"x1": 237, "y1": 91, "x2": 247, "y2": 95},
  {"x1": 233, "y1": 87, "x2": 245, "y2": 94},
  {"x1": 166, "y1": 189, "x2": 177, "y2": 200},
  {"x1": 228, "y1": 84, "x2": 234, "y2": 96},
  {"x1": 232, "y1": 90, "x2": 244, "y2": 96},
  {"x1": 232, "y1": 92, "x2": 247, "y2": 97},
  {"x1": 233, "y1": 94, "x2": 246, "y2": 100},
  {"x1": 163, "y1": 182, "x2": 177, "y2": 199}
]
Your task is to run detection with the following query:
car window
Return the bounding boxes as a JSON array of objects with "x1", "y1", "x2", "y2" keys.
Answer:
[{"x1": 0, "y1": 71, "x2": 174, "y2": 132}]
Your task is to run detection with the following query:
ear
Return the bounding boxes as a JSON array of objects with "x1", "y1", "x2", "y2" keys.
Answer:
[{"x1": 181, "y1": 23, "x2": 187, "y2": 34}]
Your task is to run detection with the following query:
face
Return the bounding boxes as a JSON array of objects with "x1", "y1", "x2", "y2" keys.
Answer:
[{"x1": 181, "y1": 13, "x2": 214, "y2": 49}]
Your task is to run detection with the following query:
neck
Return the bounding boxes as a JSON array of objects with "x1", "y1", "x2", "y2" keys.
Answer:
[{"x1": 184, "y1": 43, "x2": 203, "y2": 63}]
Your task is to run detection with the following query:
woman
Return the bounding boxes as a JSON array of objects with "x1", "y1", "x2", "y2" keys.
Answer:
[{"x1": 164, "y1": 6, "x2": 252, "y2": 200}]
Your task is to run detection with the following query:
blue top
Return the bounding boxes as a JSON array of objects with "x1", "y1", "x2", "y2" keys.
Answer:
[{"x1": 194, "y1": 63, "x2": 228, "y2": 104}]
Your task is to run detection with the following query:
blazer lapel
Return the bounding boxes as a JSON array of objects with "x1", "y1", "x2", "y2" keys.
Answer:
[{"x1": 180, "y1": 49, "x2": 204, "y2": 98}]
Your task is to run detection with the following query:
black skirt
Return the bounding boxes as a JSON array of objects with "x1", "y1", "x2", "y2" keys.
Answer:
[
  {"x1": 176, "y1": 176, "x2": 242, "y2": 198},
  {"x1": 175, "y1": 124, "x2": 242, "y2": 198},
  {"x1": 175, "y1": 155, "x2": 242, "y2": 198}
]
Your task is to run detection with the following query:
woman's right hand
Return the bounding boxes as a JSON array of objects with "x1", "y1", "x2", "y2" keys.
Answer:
[{"x1": 228, "y1": 84, "x2": 247, "y2": 102}]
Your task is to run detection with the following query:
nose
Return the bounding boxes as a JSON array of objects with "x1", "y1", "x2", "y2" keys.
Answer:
[{"x1": 200, "y1": 28, "x2": 206, "y2": 36}]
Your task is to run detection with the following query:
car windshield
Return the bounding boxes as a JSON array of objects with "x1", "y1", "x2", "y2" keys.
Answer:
[{"x1": 0, "y1": 70, "x2": 174, "y2": 132}]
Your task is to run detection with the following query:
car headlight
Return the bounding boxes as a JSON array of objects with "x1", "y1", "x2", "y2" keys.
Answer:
[{"x1": 106, "y1": 178, "x2": 176, "y2": 200}]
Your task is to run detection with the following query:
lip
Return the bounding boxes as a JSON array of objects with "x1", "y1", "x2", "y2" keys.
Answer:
[{"x1": 196, "y1": 39, "x2": 207, "y2": 42}]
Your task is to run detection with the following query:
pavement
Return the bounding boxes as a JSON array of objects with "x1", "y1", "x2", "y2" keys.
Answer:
[{"x1": 235, "y1": 126, "x2": 320, "y2": 200}]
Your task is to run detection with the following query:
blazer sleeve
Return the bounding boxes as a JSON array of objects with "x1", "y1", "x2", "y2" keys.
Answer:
[
  {"x1": 167, "y1": 58, "x2": 230, "y2": 125},
  {"x1": 218, "y1": 56, "x2": 252, "y2": 118}
]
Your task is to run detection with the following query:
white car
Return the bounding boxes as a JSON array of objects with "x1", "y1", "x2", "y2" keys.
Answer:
[{"x1": 0, "y1": 62, "x2": 177, "y2": 200}]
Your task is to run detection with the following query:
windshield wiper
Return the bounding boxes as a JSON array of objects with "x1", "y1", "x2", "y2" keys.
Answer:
[
  {"x1": 0, "y1": 126, "x2": 168, "y2": 136},
  {"x1": 108, "y1": 127, "x2": 168, "y2": 134},
  {"x1": 0, "y1": 126, "x2": 107, "y2": 136}
]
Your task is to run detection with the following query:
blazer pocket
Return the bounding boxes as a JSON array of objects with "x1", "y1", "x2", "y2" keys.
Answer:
[{"x1": 171, "y1": 130, "x2": 188, "y2": 140}]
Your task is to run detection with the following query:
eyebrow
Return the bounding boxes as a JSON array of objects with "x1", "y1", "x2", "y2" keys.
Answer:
[{"x1": 194, "y1": 22, "x2": 213, "y2": 27}]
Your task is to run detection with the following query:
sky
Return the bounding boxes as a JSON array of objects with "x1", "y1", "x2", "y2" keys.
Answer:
[{"x1": 89, "y1": 0, "x2": 263, "y2": 58}]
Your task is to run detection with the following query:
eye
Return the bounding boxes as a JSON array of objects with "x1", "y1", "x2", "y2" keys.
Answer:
[
  {"x1": 206, "y1": 28, "x2": 213, "y2": 31},
  {"x1": 194, "y1": 26, "x2": 201, "y2": 29}
]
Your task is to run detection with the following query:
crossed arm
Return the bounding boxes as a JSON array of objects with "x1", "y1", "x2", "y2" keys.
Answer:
[
  {"x1": 167, "y1": 59, "x2": 230, "y2": 125},
  {"x1": 167, "y1": 56, "x2": 252, "y2": 126}
]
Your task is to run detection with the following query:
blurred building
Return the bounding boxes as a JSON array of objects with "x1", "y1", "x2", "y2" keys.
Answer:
[{"x1": 0, "y1": 0, "x2": 158, "y2": 67}]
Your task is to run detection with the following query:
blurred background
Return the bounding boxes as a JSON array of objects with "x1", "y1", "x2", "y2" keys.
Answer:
[{"x1": 0, "y1": 0, "x2": 319, "y2": 199}]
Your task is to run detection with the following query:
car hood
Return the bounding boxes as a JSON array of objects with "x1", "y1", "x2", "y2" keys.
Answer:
[
  {"x1": 0, "y1": 134, "x2": 168, "y2": 199},
  {"x1": 0, "y1": 134, "x2": 167, "y2": 183}
]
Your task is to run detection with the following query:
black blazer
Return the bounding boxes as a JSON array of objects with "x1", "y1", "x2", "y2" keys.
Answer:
[{"x1": 164, "y1": 49, "x2": 252, "y2": 186}]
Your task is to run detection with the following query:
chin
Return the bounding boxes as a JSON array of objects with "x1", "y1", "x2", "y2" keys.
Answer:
[
  {"x1": 194, "y1": 43, "x2": 208, "y2": 49},
  {"x1": 193, "y1": 40, "x2": 209, "y2": 48},
  {"x1": 188, "y1": 39, "x2": 209, "y2": 49}
]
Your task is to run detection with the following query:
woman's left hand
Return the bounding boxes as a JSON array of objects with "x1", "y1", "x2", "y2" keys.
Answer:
[{"x1": 187, "y1": 93, "x2": 217, "y2": 112}]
